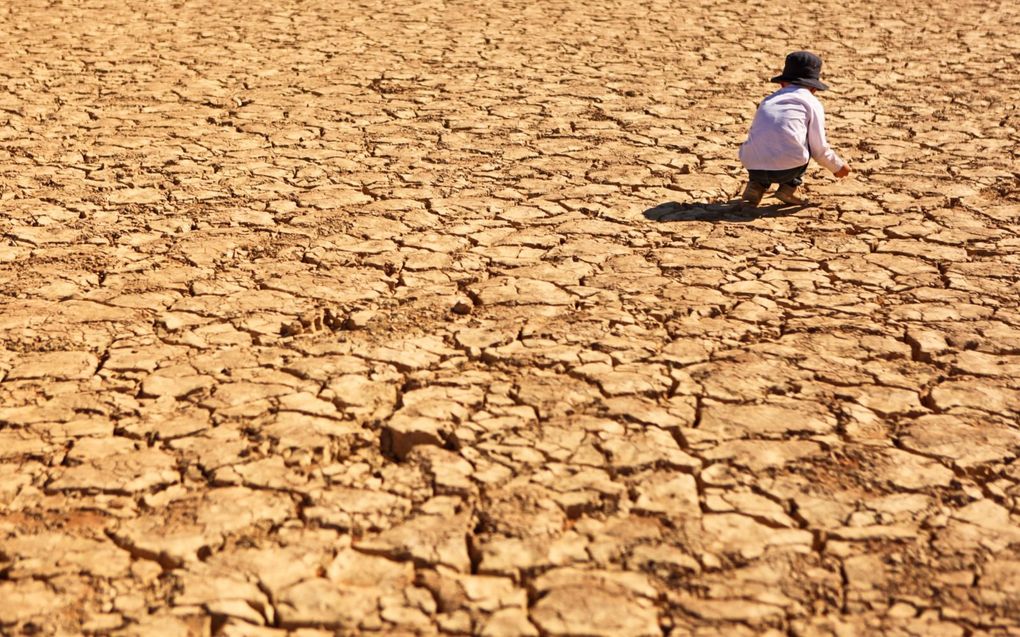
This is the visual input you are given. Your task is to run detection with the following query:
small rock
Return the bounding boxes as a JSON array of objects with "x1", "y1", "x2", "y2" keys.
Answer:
[
  {"x1": 451, "y1": 297, "x2": 473, "y2": 315},
  {"x1": 344, "y1": 309, "x2": 376, "y2": 330},
  {"x1": 383, "y1": 414, "x2": 447, "y2": 459}
]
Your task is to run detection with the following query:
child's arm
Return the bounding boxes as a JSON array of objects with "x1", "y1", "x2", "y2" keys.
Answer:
[{"x1": 807, "y1": 106, "x2": 849, "y2": 178}]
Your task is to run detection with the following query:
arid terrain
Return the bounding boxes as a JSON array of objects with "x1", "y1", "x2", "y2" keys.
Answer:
[{"x1": 1, "y1": 0, "x2": 1019, "y2": 635}]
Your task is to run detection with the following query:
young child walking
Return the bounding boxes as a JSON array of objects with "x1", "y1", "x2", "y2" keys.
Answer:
[{"x1": 739, "y1": 51, "x2": 850, "y2": 207}]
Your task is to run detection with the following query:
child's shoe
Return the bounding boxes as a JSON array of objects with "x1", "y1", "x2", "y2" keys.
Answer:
[
  {"x1": 775, "y1": 184, "x2": 810, "y2": 205},
  {"x1": 740, "y1": 181, "x2": 766, "y2": 207}
]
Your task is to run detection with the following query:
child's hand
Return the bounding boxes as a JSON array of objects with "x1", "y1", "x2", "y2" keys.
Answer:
[{"x1": 835, "y1": 164, "x2": 851, "y2": 178}]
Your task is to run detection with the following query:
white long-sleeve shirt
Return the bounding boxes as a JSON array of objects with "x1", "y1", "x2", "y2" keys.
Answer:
[{"x1": 739, "y1": 85, "x2": 845, "y2": 174}]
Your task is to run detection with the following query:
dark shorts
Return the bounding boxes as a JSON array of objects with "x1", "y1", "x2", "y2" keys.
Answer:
[{"x1": 748, "y1": 163, "x2": 808, "y2": 188}]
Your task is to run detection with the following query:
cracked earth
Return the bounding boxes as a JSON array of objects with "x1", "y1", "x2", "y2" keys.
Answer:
[{"x1": 1, "y1": 0, "x2": 1019, "y2": 635}]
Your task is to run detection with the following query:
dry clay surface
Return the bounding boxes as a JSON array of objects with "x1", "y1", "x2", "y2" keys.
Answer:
[{"x1": 1, "y1": 0, "x2": 1019, "y2": 635}]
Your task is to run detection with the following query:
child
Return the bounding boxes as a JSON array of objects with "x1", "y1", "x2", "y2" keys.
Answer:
[{"x1": 739, "y1": 51, "x2": 850, "y2": 207}]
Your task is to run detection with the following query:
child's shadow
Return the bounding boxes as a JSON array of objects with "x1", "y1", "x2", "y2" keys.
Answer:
[{"x1": 643, "y1": 199, "x2": 809, "y2": 223}]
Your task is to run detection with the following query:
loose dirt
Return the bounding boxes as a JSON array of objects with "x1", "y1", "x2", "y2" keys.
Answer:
[{"x1": 1, "y1": 0, "x2": 1019, "y2": 635}]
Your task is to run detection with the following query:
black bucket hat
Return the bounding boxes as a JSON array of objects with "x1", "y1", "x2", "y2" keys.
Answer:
[{"x1": 771, "y1": 51, "x2": 829, "y2": 91}]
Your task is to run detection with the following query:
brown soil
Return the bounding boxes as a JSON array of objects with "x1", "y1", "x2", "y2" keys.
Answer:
[{"x1": 1, "y1": 0, "x2": 1019, "y2": 635}]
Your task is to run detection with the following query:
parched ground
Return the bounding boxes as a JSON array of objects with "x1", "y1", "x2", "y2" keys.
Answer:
[{"x1": 1, "y1": 0, "x2": 1019, "y2": 635}]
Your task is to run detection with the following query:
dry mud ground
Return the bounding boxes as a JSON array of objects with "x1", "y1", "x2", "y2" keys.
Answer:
[{"x1": 1, "y1": 0, "x2": 1019, "y2": 635}]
